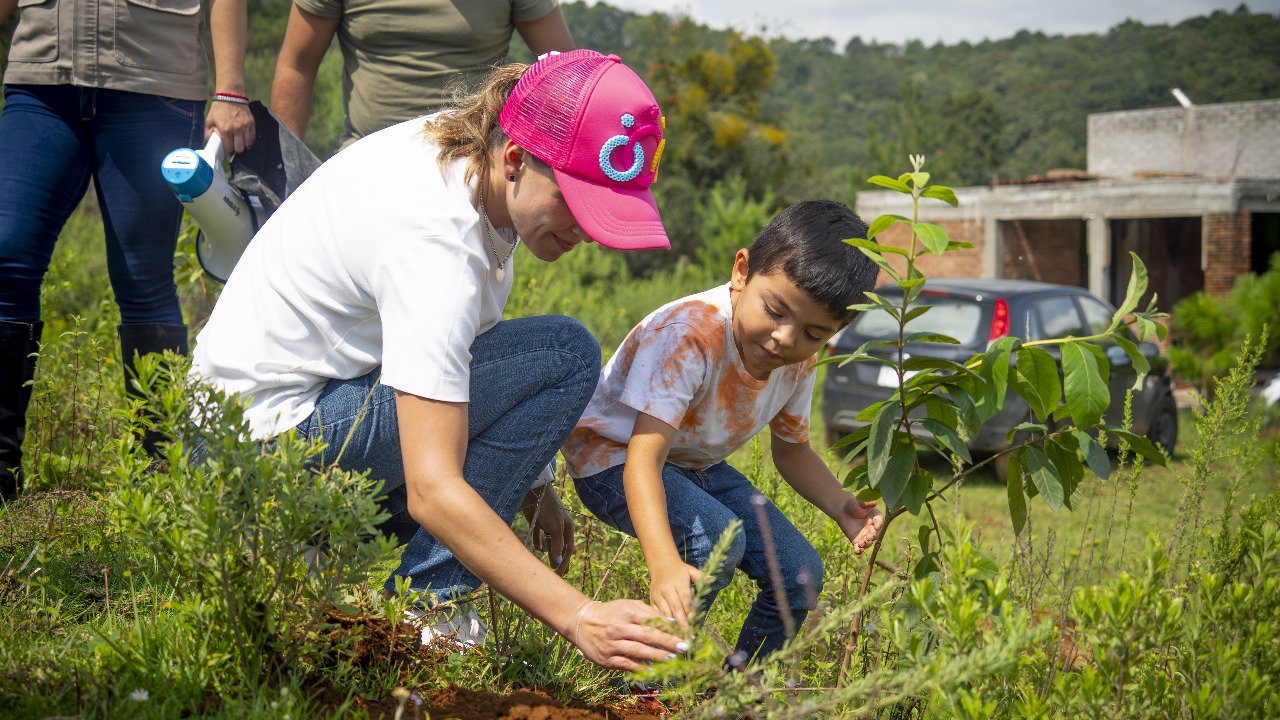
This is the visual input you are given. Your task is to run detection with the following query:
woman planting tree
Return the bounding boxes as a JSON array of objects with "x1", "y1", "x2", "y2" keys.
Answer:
[{"x1": 192, "y1": 50, "x2": 683, "y2": 669}]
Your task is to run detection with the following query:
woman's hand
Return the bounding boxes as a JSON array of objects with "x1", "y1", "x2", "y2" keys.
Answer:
[
  {"x1": 573, "y1": 599, "x2": 687, "y2": 671},
  {"x1": 836, "y1": 495, "x2": 883, "y2": 555},
  {"x1": 205, "y1": 101, "x2": 256, "y2": 155},
  {"x1": 648, "y1": 561, "x2": 704, "y2": 628},
  {"x1": 521, "y1": 485, "x2": 574, "y2": 576}
]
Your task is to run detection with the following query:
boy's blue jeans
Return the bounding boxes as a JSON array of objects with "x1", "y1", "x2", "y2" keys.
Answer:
[
  {"x1": 574, "y1": 460, "x2": 824, "y2": 662},
  {"x1": 0, "y1": 85, "x2": 201, "y2": 324},
  {"x1": 293, "y1": 315, "x2": 600, "y2": 598}
]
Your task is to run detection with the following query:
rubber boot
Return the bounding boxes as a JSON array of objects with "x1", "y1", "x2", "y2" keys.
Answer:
[
  {"x1": 118, "y1": 323, "x2": 189, "y2": 459},
  {"x1": 1, "y1": 320, "x2": 43, "y2": 502}
]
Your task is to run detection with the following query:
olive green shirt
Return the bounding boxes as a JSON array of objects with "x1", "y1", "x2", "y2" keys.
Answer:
[
  {"x1": 4, "y1": 0, "x2": 212, "y2": 100},
  {"x1": 294, "y1": 0, "x2": 556, "y2": 148}
]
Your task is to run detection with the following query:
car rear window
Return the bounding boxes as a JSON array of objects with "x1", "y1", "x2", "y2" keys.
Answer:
[{"x1": 850, "y1": 296, "x2": 987, "y2": 346}]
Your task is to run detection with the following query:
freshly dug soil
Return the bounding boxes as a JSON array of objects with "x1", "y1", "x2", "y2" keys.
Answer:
[
  {"x1": 306, "y1": 612, "x2": 667, "y2": 719},
  {"x1": 312, "y1": 684, "x2": 666, "y2": 720},
  {"x1": 421, "y1": 686, "x2": 665, "y2": 720}
]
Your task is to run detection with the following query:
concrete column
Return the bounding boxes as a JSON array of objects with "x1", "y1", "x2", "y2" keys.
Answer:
[
  {"x1": 984, "y1": 218, "x2": 1000, "y2": 278},
  {"x1": 1086, "y1": 214, "x2": 1110, "y2": 301}
]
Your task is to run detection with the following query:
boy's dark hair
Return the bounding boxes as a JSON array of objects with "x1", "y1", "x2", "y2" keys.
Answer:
[{"x1": 746, "y1": 199, "x2": 878, "y2": 325}]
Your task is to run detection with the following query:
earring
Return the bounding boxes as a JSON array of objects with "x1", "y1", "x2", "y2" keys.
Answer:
[{"x1": 507, "y1": 174, "x2": 516, "y2": 182}]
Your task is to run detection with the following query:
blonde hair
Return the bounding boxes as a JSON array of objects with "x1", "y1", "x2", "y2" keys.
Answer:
[{"x1": 422, "y1": 63, "x2": 529, "y2": 187}]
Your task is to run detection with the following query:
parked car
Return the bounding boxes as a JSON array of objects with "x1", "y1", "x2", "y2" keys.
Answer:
[{"x1": 821, "y1": 279, "x2": 1178, "y2": 470}]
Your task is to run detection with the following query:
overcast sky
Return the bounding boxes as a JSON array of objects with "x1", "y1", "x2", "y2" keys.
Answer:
[{"x1": 589, "y1": 0, "x2": 1280, "y2": 47}]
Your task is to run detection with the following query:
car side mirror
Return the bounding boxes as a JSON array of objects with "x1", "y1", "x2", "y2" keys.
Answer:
[{"x1": 1105, "y1": 344, "x2": 1131, "y2": 366}]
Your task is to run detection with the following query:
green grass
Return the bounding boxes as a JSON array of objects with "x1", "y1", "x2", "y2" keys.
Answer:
[{"x1": 3, "y1": 204, "x2": 1278, "y2": 717}]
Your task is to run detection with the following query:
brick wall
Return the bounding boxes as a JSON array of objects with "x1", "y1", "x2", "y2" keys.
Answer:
[
  {"x1": 871, "y1": 219, "x2": 986, "y2": 284},
  {"x1": 1203, "y1": 211, "x2": 1252, "y2": 295}
]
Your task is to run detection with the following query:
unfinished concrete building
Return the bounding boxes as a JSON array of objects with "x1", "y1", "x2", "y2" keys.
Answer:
[{"x1": 855, "y1": 97, "x2": 1280, "y2": 310}]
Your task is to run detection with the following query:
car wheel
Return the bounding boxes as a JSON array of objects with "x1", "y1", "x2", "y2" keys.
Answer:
[{"x1": 1147, "y1": 393, "x2": 1178, "y2": 458}]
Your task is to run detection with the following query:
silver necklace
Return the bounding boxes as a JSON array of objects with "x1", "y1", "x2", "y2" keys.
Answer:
[{"x1": 478, "y1": 195, "x2": 518, "y2": 283}]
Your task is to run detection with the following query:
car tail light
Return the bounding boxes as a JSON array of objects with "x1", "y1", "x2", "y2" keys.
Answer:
[{"x1": 989, "y1": 298, "x2": 1010, "y2": 342}]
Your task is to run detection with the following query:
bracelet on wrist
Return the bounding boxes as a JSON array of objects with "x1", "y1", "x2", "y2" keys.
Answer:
[
  {"x1": 212, "y1": 92, "x2": 250, "y2": 106},
  {"x1": 571, "y1": 599, "x2": 600, "y2": 648}
]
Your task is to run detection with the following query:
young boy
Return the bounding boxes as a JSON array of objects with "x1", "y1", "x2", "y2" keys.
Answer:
[{"x1": 562, "y1": 199, "x2": 884, "y2": 664}]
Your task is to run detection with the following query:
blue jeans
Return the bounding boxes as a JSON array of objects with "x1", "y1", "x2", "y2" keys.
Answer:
[
  {"x1": 293, "y1": 315, "x2": 601, "y2": 598},
  {"x1": 574, "y1": 460, "x2": 824, "y2": 662},
  {"x1": 0, "y1": 85, "x2": 202, "y2": 324}
]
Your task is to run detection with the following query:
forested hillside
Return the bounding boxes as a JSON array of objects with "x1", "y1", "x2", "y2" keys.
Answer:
[{"x1": 3, "y1": 2, "x2": 1277, "y2": 270}]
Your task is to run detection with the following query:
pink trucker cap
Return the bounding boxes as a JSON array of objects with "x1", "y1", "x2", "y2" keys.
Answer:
[{"x1": 500, "y1": 50, "x2": 671, "y2": 251}]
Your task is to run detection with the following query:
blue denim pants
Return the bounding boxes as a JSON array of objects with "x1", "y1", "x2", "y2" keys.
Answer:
[
  {"x1": 574, "y1": 460, "x2": 824, "y2": 662},
  {"x1": 0, "y1": 85, "x2": 201, "y2": 324},
  {"x1": 293, "y1": 315, "x2": 601, "y2": 598}
]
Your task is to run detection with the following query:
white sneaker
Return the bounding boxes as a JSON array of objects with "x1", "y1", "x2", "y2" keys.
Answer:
[{"x1": 405, "y1": 602, "x2": 489, "y2": 649}]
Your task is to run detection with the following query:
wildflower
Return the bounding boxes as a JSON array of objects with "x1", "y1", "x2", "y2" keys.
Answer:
[{"x1": 130, "y1": 689, "x2": 149, "y2": 702}]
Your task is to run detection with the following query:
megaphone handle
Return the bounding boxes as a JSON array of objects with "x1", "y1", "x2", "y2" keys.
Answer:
[{"x1": 203, "y1": 131, "x2": 225, "y2": 167}]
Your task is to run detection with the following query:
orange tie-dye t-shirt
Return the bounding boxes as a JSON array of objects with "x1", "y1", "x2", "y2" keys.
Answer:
[{"x1": 562, "y1": 284, "x2": 815, "y2": 479}]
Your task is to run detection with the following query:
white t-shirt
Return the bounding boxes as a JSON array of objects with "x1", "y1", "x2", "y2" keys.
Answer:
[
  {"x1": 192, "y1": 117, "x2": 516, "y2": 440},
  {"x1": 561, "y1": 284, "x2": 815, "y2": 479}
]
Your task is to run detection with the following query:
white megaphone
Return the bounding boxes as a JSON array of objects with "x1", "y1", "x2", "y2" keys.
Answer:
[{"x1": 161, "y1": 132, "x2": 262, "y2": 283}]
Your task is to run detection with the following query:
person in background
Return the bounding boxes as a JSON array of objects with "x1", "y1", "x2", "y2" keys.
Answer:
[
  {"x1": 271, "y1": 0, "x2": 574, "y2": 152},
  {"x1": 192, "y1": 50, "x2": 684, "y2": 667},
  {"x1": 563, "y1": 200, "x2": 885, "y2": 666},
  {"x1": 0, "y1": 0, "x2": 256, "y2": 501}
]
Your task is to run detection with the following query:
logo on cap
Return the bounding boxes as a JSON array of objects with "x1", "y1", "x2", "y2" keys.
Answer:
[{"x1": 598, "y1": 106, "x2": 666, "y2": 186}]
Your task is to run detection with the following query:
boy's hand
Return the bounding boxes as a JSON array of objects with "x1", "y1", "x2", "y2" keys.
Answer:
[
  {"x1": 649, "y1": 562, "x2": 704, "y2": 628},
  {"x1": 837, "y1": 495, "x2": 883, "y2": 555},
  {"x1": 521, "y1": 485, "x2": 575, "y2": 575}
]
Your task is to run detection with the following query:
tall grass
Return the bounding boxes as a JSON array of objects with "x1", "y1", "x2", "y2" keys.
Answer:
[{"x1": 1, "y1": 202, "x2": 1278, "y2": 717}]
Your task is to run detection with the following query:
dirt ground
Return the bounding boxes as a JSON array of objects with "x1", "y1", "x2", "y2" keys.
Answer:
[{"x1": 307, "y1": 611, "x2": 668, "y2": 720}]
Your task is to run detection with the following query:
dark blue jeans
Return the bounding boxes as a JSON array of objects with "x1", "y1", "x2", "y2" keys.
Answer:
[
  {"x1": 293, "y1": 315, "x2": 601, "y2": 598},
  {"x1": 0, "y1": 84, "x2": 202, "y2": 324},
  {"x1": 574, "y1": 460, "x2": 824, "y2": 663}
]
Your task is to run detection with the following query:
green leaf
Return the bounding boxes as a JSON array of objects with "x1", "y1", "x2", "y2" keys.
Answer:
[
  {"x1": 946, "y1": 385, "x2": 981, "y2": 439},
  {"x1": 868, "y1": 175, "x2": 911, "y2": 193},
  {"x1": 1112, "y1": 253, "x2": 1149, "y2": 328},
  {"x1": 902, "y1": 304, "x2": 932, "y2": 324},
  {"x1": 1006, "y1": 422, "x2": 1047, "y2": 442},
  {"x1": 863, "y1": 292, "x2": 901, "y2": 309},
  {"x1": 844, "y1": 463, "x2": 869, "y2": 491},
  {"x1": 1072, "y1": 429, "x2": 1111, "y2": 480},
  {"x1": 1013, "y1": 346, "x2": 1061, "y2": 420},
  {"x1": 1113, "y1": 335, "x2": 1150, "y2": 386},
  {"x1": 864, "y1": 216, "x2": 907, "y2": 242},
  {"x1": 829, "y1": 423, "x2": 871, "y2": 449},
  {"x1": 922, "y1": 185, "x2": 959, "y2": 207},
  {"x1": 867, "y1": 400, "x2": 901, "y2": 482},
  {"x1": 857, "y1": 247, "x2": 902, "y2": 282},
  {"x1": 909, "y1": 171, "x2": 931, "y2": 188},
  {"x1": 1105, "y1": 427, "x2": 1170, "y2": 466},
  {"x1": 901, "y1": 470, "x2": 931, "y2": 515},
  {"x1": 975, "y1": 337, "x2": 1017, "y2": 420},
  {"x1": 1062, "y1": 342, "x2": 1109, "y2": 427},
  {"x1": 856, "y1": 399, "x2": 891, "y2": 422},
  {"x1": 1083, "y1": 343, "x2": 1111, "y2": 386},
  {"x1": 919, "y1": 418, "x2": 972, "y2": 463},
  {"x1": 944, "y1": 240, "x2": 975, "y2": 251},
  {"x1": 878, "y1": 442, "x2": 917, "y2": 510},
  {"x1": 847, "y1": 237, "x2": 909, "y2": 256},
  {"x1": 1046, "y1": 436, "x2": 1085, "y2": 510},
  {"x1": 1021, "y1": 445, "x2": 1064, "y2": 511},
  {"x1": 902, "y1": 356, "x2": 971, "y2": 374},
  {"x1": 922, "y1": 394, "x2": 958, "y2": 427},
  {"x1": 903, "y1": 332, "x2": 961, "y2": 345},
  {"x1": 913, "y1": 222, "x2": 949, "y2": 255},
  {"x1": 1007, "y1": 455, "x2": 1027, "y2": 535}
]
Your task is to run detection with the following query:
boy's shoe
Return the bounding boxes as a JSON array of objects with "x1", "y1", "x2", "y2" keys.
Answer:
[
  {"x1": 405, "y1": 602, "x2": 489, "y2": 649},
  {"x1": 609, "y1": 679, "x2": 672, "y2": 712}
]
